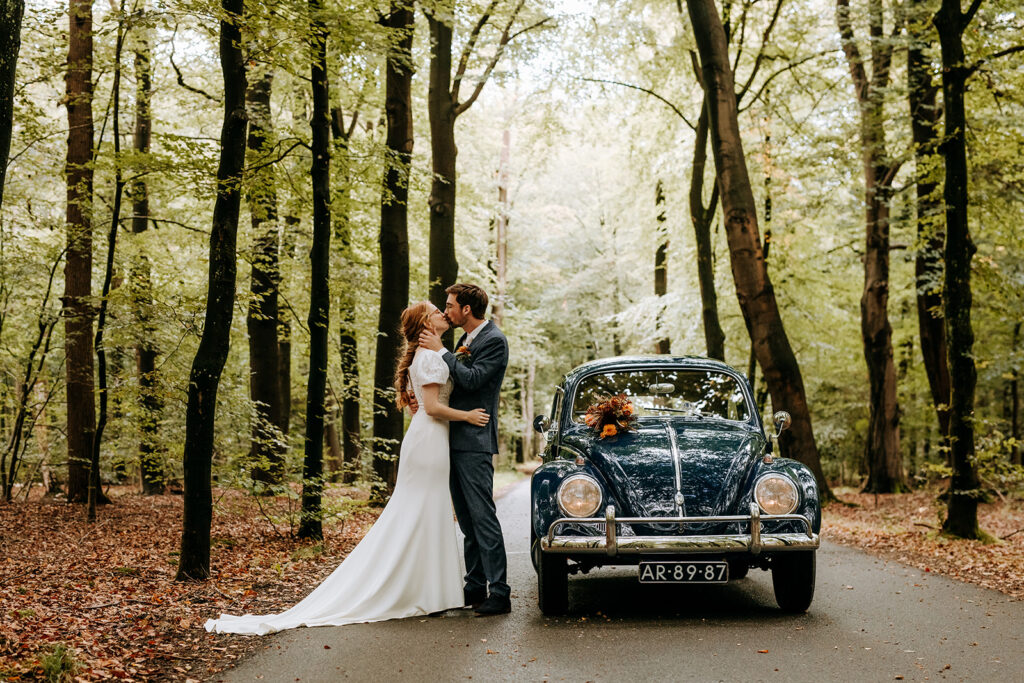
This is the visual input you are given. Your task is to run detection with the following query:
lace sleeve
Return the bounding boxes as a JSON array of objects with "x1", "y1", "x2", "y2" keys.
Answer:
[{"x1": 416, "y1": 350, "x2": 450, "y2": 386}]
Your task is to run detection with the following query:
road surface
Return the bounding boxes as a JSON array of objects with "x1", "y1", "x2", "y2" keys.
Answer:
[{"x1": 216, "y1": 479, "x2": 1023, "y2": 682}]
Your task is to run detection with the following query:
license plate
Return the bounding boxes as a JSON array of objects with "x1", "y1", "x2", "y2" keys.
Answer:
[{"x1": 638, "y1": 561, "x2": 729, "y2": 583}]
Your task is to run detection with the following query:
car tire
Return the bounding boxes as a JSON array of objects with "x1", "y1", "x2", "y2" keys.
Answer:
[
  {"x1": 530, "y1": 526, "x2": 541, "y2": 573},
  {"x1": 537, "y1": 551, "x2": 568, "y2": 615},
  {"x1": 771, "y1": 551, "x2": 816, "y2": 612}
]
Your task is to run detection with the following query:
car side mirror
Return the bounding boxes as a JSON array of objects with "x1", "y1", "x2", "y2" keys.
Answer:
[
  {"x1": 533, "y1": 415, "x2": 550, "y2": 434},
  {"x1": 773, "y1": 411, "x2": 792, "y2": 437}
]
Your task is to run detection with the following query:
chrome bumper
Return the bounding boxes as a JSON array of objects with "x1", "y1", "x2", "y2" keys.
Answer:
[{"x1": 541, "y1": 503, "x2": 819, "y2": 557}]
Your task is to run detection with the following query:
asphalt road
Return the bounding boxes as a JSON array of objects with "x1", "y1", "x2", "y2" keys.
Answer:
[{"x1": 216, "y1": 480, "x2": 1024, "y2": 682}]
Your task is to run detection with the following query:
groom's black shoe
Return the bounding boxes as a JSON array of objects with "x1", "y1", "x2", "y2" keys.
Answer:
[
  {"x1": 474, "y1": 594, "x2": 511, "y2": 616},
  {"x1": 464, "y1": 587, "x2": 487, "y2": 609}
]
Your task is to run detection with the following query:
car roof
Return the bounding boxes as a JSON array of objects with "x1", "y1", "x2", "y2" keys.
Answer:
[{"x1": 561, "y1": 355, "x2": 745, "y2": 386}]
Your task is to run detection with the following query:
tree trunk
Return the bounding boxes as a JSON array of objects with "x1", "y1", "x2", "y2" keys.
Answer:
[
  {"x1": 245, "y1": 67, "x2": 285, "y2": 485},
  {"x1": 278, "y1": 215, "x2": 299, "y2": 438},
  {"x1": 330, "y1": 109, "x2": 361, "y2": 486},
  {"x1": 372, "y1": 1, "x2": 413, "y2": 496},
  {"x1": 685, "y1": 0, "x2": 831, "y2": 499},
  {"x1": 908, "y1": 3, "x2": 951, "y2": 443},
  {"x1": 130, "y1": 2, "x2": 163, "y2": 495},
  {"x1": 934, "y1": 0, "x2": 982, "y2": 540},
  {"x1": 299, "y1": 0, "x2": 331, "y2": 541},
  {"x1": 427, "y1": 7, "x2": 459, "y2": 331},
  {"x1": 654, "y1": 180, "x2": 670, "y2": 354},
  {"x1": 493, "y1": 128, "x2": 510, "y2": 328},
  {"x1": 64, "y1": 0, "x2": 97, "y2": 503},
  {"x1": 0, "y1": 0, "x2": 25, "y2": 213},
  {"x1": 836, "y1": 0, "x2": 904, "y2": 493},
  {"x1": 89, "y1": 5, "x2": 127, "y2": 521},
  {"x1": 690, "y1": 100, "x2": 725, "y2": 361},
  {"x1": 176, "y1": 0, "x2": 247, "y2": 581}
]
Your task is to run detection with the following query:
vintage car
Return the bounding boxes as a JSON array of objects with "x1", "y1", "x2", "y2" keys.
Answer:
[{"x1": 530, "y1": 355, "x2": 821, "y2": 615}]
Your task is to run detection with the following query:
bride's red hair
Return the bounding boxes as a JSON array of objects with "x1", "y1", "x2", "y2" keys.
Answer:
[{"x1": 393, "y1": 301, "x2": 434, "y2": 409}]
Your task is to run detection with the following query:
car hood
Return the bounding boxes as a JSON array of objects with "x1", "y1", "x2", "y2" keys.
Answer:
[{"x1": 564, "y1": 420, "x2": 761, "y2": 519}]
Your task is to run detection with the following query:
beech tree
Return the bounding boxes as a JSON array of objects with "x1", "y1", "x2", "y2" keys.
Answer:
[
  {"x1": 176, "y1": 0, "x2": 247, "y2": 581},
  {"x1": 298, "y1": 0, "x2": 332, "y2": 541},
  {"x1": 245, "y1": 62, "x2": 285, "y2": 486},
  {"x1": 0, "y1": 0, "x2": 24, "y2": 212},
  {"x1": 685, "y1": 0, "x2": 831, "y2": 498},
  {"x1": 64, "y1": 0, "x2": 99, "y2": 504},
  {"x1": 129, "y1": 1, "x2": 164, "y2": 494},
  {"x1": 372, "y1": 0, "x2": 414, "y2": 494},
  {"x1": 836, "y1": 0, "x2": 905, "y2": 493},
  {"x1": 907, "y1": 0, "x2": 950, "y2": 448}
]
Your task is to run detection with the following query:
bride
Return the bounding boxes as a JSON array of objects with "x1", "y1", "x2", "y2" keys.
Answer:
[{"x1": 205, "y1": 302, "x2": 489, "y2": 635}]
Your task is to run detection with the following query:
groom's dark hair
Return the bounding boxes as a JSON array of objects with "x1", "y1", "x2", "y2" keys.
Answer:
[{"x1": 446, "y1": 283, "x2": 489, "y2": 319}]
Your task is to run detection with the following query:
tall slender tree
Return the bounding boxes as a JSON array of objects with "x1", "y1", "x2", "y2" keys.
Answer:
[
  {"x1": 330, "y1": 107, "x2": 361, "y2": 485},
  {"x1": 176, "y1": 0, "x2": 247, "y2": 581},
  {"x1": 89, "y1": 0, "x2": 127, "y2": 521},
  {"x1": 372, "y1": 0, "x2": 414, "y2": 494},
  {"x1": 908, "y1": 0, "x2": 950, "y2": 445},
  {"x1": 425, "y1": 0, "x2": 537, "y2": 322},
  {"x1": 689, "y1": 98, "x2": 723, "y2": 360},
  {"x1": 933, "y1": 0, "x2": 983, "y2": 539},
  {"x1": 64, "y1": 0, "x2": 99, "y2": 503},
  {"x1": 836, "y1": 0, "x2": 905, "y2": 493},
  {"x1": 685, "y1": 0, "x2": 831, "y2": 499},
  {"x1": 0, "y1": 0, "x2": 25, "y2": 213},
  {"x1": 245, "y1": 65, "x2": 285, "y2": 485},
  {"x1": 298, "y1": 0, "x2": 331, "y2": 541},
  {"x1": 129, "y1": 1, "x2": 163, "y2": 494}
]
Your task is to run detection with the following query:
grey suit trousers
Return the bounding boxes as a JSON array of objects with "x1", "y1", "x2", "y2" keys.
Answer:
[{"x1": 450, "y1": 449, "x2": 509, "y2": 598}]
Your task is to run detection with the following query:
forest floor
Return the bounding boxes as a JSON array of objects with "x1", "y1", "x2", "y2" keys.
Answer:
[
  {"x1": 2, "y1": 479, "x2": 1022, "y2": 682},
  {"x1": 825, "y1": 487, "x2": 1024, "y2": 599}
]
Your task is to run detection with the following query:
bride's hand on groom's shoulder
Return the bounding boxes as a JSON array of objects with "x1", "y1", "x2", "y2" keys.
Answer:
[{"x1": 418, "y1": 329, "x2": 444, "y2": 352}]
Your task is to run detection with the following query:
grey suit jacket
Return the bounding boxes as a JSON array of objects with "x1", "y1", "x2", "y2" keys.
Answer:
[{"x1": 444, "y1": 321, "x2": 508, "y2": 454}]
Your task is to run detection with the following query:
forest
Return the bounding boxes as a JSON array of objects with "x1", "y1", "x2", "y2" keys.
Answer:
[{"x1": 1, "y1": 0, "x2": 1023, "y2": 581}]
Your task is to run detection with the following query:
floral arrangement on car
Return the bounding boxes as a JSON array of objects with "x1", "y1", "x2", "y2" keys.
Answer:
[{"x1": 584, "y1": 394, "x2": 637, "y2": 439}]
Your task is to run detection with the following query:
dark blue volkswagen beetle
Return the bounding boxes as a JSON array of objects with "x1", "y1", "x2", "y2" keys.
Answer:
[{"x1": 530, "y1": 355, "x2": 821, "y2": 615}]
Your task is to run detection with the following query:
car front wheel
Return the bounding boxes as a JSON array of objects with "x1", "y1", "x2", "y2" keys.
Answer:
[
  {"x1": 537, "y1": 551, "x2": 568, "y2": 615},
  {"x1": 771, "y1": 551, "x2": 815, "y2": 612}
]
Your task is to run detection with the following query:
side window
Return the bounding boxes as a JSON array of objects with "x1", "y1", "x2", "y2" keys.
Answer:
[{"x1": 550, "y1": 387, "x2": 564, "y2": 427}]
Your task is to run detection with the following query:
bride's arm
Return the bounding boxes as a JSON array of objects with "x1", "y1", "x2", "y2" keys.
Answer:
[{"x1": 419, "y1": 383, "x2": 490, "y2": 426}]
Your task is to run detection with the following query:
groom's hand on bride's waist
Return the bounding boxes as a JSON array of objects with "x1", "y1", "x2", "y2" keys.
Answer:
[
  {"x1": 407, "y1": 392, "x2": 419, "y2": 415},
  {"x1": 418, "y1": 329, "x2": 444, "y2": 352}
]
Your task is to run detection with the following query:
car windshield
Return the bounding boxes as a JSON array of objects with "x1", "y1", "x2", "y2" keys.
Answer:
[{"x1": 571, "y1": 369, "x2": 751, "y2": 423}]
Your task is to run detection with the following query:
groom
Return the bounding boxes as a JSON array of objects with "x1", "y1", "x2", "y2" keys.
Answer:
[{"x1": 418, "y1": 283, "x2": 511, "y2": 616}]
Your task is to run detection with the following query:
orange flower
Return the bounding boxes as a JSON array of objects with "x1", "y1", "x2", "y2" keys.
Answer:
[
  {"x1": 621, "y1": 403, "x2": 633, "y2": 416},
  {"x1": 600, "y1": 424, "x2": 618, "y2": 439},
  {"x1": 456, "y1": 346, "x2": 471, "y2": 355}
]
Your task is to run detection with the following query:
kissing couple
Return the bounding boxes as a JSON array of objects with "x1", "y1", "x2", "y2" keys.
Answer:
[{"x1": 206, "y1": 283, "x2": 511, "y2": 635}]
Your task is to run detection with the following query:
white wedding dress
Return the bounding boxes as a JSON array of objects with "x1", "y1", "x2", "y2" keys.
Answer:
[{"x1": 205, "y1": 349, "x2": 465, "y2": 635}]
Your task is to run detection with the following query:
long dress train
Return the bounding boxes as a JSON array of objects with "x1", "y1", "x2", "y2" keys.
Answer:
[{"x1": 205, "y1": 349, "x2": 464, "y2": 635}]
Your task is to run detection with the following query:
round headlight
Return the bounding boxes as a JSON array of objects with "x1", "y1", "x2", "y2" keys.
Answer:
[
  {"x1": 754, "y1": 474, "x2": 799, "y2": 515},
  {"x1": 557, "y1": 474, "x2": 602, "y2": 518}
]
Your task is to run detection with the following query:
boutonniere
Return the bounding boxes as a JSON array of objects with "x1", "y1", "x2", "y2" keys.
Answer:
[{"x1": 455, "y1": 346, "x2": 471, "y2": 362}]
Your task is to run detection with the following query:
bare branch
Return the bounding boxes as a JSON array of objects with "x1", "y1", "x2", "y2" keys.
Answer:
[
  {"x1": 962, "y1": 0, "x2": 984, "y2": 29},
  {"x1": 836, "y1": 0, "x2": 870, "y2": 104},
  {"x1": 169, "y1": 24, "x2": 219, "y2": 102},
  {"x1": 455, "y1": 0, "x2": 528, "y2": 117},
  {"x1": 737, "y1": 0, "x2": 785, "y2": 101},
  {"x1": 738, "y1": 49, "x2": 835, "y2": 113},
  {"x1": 452, "y1": 0, "x2": 501, "y2": 105},
  {"x1": 968, "y1": 45, "x2": 1024, "y2": 76},
  {"x1": 578, "y1": 77, "x2": 696, "y2": 130}
]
